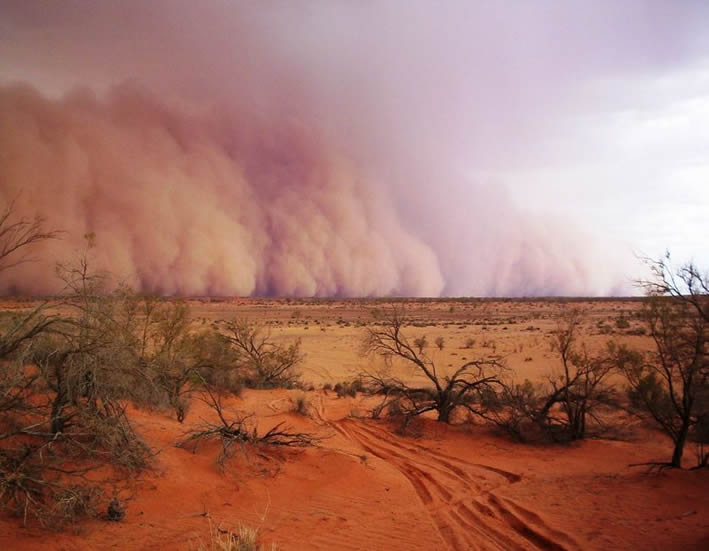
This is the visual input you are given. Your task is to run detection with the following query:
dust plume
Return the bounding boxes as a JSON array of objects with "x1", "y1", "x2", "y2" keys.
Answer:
[
  {"x1": 0, "y1": 84, "x2": 443, "y2": 296},
  {"x1": 0, "y1": 82, "x2": 620, "y2": 297},
  {"x1": 5, "y1": 1, "x2": 699, "y2": 296}
]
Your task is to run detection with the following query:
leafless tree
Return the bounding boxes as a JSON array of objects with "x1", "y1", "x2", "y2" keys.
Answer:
[
  {"x1": 0, "y1": 198, "x2": 61, "y2": 275},
  {"x1": 223, "y1": 320, "x2": 303, "y2": 389},
  {"x1": 638, "y1": 252, "x2": 709, "y2": 323},
  {"x1": 543, "y1": 310, "x2": 617, "y2": 440},
  {"x1": 0, "y1": 200, "x2": 60, "y2": 358},
  {"x1": 480, "y1": 310, "x2": 617, "y2": 442},
  {"x1": 360, "y1": 309, "x2": 503, "y2": 424}
]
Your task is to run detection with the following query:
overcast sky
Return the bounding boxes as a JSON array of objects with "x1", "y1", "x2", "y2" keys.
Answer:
[{"x1": 0, "y1": 1, "x2": 707, "y2": 296}]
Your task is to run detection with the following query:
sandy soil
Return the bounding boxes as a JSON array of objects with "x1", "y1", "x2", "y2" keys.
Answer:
[{"x1": 1, "y1": 298, "x2": 708, "y2": 550}]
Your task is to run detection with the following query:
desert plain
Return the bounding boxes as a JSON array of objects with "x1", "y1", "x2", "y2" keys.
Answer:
[{"x1": 1, "y1": 297, "x2": 707, "y2": 551}]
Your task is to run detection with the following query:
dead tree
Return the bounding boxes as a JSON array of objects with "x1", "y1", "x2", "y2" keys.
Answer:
[
  {"x1": 479, "y1": 310, "x2": 616, "y2": 442},
  {"x1": 639, "y1": 253, "x2": 709, "y2": 323},
  {"x1": 176, "y1": 379, "x2": 317, "y2": 467},
  {"x1": 542, "y1": 310, "x2": 616, "y2": 440},
  {"x1": 0, "y1": 198, "x2": 61, "y2": 275},
  {"x1": 0, "y1": 199, "x2": 60, "y2": 357},
  {"x1": 224, "y1": 320, "x2": 303, "y2": 388},
  {"x1": 361, "y1": 309, "x2": 503, "y2": 423}
]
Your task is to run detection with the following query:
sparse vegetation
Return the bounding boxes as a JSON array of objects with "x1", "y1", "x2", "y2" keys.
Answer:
[
  {"x1": 334, "y1": 379, "x2": 363, "y2": 398},
  {"x1": 413, "y1": 335, "x2": 428, "y2": 353},
  {"x1": 615, "y1": 316, "x2": 630, "y2": 329},
  {"x1": 1, "y1": 198, "x2": 707, "y2": 547},
  {"x1": 117, "y1": 294, "x2": 237, "y2": 422},
  {"x1": 360, "y1": 309, "x2": 504, "y2": 424}
]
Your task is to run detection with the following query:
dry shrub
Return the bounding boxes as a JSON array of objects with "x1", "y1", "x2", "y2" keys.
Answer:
[
  {"x1": 384, "y1": 399, "x2": 423, "y2": 437},
  {"x1": 361, "y1": 309, "x2": 504, "y2": 424},
  {"x1": 193, "y1": 519, "x2": 278, "y2": 551},
  {"x1": 223, "y1": 320, "x2": 303, "y2": 389},
  {"x1": 475, "y1": 311, "x2": 619, "y2": 443},
  {"x1": 0, "y1": 447, "x2": 103, "y2": 528},
  {"x1": 177, "y1": 384, "x2": 318, "y2": 468},
  {"x1": 292, "y1": 393, "x2": 310, "y2": 416},
  {"x1": 333, "y1": 379, "x2": 362, "y2": 398},
  {"x1": 0, "y1": 240, "x2": 154, "y2": 528}
]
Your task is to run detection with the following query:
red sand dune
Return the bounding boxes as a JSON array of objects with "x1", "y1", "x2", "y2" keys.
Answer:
[{"x1": 2, "y1": 388, "x2": 708, "y2": 550}]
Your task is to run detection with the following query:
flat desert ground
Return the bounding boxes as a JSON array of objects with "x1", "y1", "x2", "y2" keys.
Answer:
[{"x1": 2, "y1": 298, "x2": 708, "y2": 550}]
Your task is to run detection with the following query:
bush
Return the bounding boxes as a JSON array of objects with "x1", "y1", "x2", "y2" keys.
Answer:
[
  {"x1": 413, "y1": 335, "x2": 428, "y2": 353},
  {"x1": 224, "y1": 320, "x2": 303, "y2": 389},
  {"x1": 194, "y1": 519, "x2": 278, "y2": 551},
  {"x1": 0, "y1": 243, "x2": 157, "y2": 527},
  {"x1": 0, "y1": 215, "x2": 165, "y2": 527},
  {"x1": 615, "y1": 316, "x2": 630, "y2": 329},
  {"x1": 477, "y1": 379, "x2": 541, "y2": 441},
  {"x1": 334, "y1": 379, "x2": 361, "y2": 398},
  {"x1": 292, "y1": 393, "x2": 310, "y2": 416},
  {"x1": 479, "y1": 311, "x2": 617, "y2": 443},
  {"x1": 627, "y1": 371, "x2": 671, "y2": 413},
  {"x1": 361, "y1": 310, "x2": 504, "y2": 424}
]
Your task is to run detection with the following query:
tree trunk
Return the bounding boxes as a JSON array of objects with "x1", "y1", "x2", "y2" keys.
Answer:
[
  {"x1": 437, "y1": 397, "x2": 453, "y2": 423},
  {"x1": 571, "y1": 407, "x2": 586, "y2": 440},
  {"x1": 50, "y1": 390, "x2": 68, "y2": 434},
  {"x1": 671, "y1": 419, "x2": 690, "y2": 468}
]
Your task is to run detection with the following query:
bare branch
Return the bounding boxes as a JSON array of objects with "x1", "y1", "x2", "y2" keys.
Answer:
[{"x1": 0, "y1": 199, "x2": 61, "y2": 276}]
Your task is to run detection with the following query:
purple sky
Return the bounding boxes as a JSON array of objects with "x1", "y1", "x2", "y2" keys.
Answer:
[{"x1": 0, "y1": 1, "x2": 707, "y2": 296}]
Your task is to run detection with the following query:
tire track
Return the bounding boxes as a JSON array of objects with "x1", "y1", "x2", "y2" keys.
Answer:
[
  {"x1": 486, "y1": 495, "x2": 578, "y2": 551},
  {"x1": 357, "y1": 422, "x2": 522, "y2": 484},
  {"x1": 338, "y1": 418, "x2": 578, "y2": 551},
  {"x1": 342, "y1": 420, "x2": 508, "y2": 550}
]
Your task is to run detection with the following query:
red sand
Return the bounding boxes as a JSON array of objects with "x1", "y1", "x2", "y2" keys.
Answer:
[
  {"x1": 2, "y1": 298, "x2": 708, "y2": 549},
  {"x1": 2, "y1": 388, "x2": 708, "y2": 550}
]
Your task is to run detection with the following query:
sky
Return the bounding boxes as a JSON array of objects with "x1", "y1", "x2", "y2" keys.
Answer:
[{"x1": 0, "y1": 1, "x2": 707, "y2": 296}]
